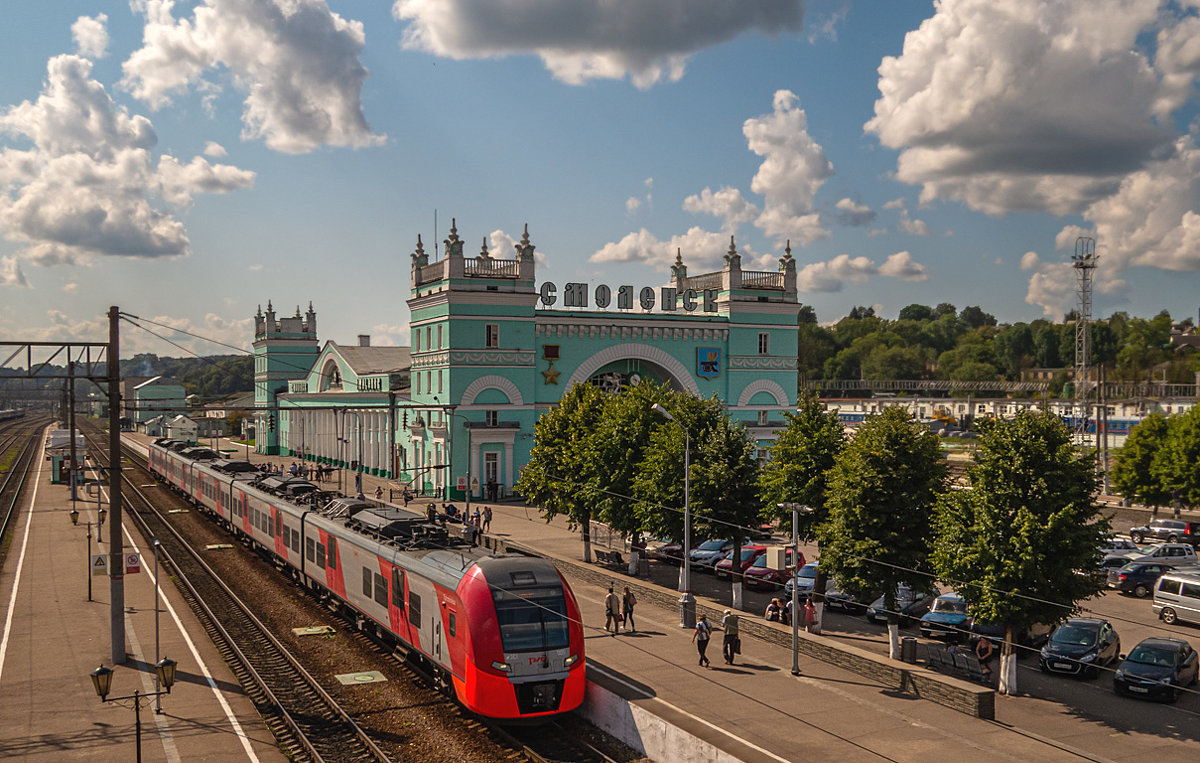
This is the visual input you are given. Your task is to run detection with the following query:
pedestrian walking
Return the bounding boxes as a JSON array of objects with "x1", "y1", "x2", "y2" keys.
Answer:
[
  {"x1": 374, "y1": 485, "x2": 383, "y2": 500},
  {"x1": 472, "y1": 507, "x2": 482, "y2": 527},
  {"x1": 482, "y1": 506, "x2": 492, "y2": 533},
  {"x1": 693, "y1": 614, "x2": 712, "y2": 667},
  {"x1": 803, "y1": 597, "x2": 817, "y2": 632},
  {"x1": 622, "y1": 586, "x2": 637, "y2": 633},
  {"x1": 487, "y1": 477, "x2": 498, "y2": 501},
  {"x1": 764, "y1": 598, "x2": 782, "y2": 622},
  {"x1": 604, "y1": 587, "x2": 621, "y2": 634},
  {"x1": 721, "y1": 609, "x2": 740, "y2": 665}
]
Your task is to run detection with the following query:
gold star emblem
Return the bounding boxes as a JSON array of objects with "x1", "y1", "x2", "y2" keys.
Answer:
[{"x1": 542, "y1": 359, "x2": 561, "y2": 385}]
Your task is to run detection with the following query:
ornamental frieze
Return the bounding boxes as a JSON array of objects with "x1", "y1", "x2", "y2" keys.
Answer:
[
  {"x1": 729, "y1": 356, "x2": 799, "y2": 370},
  {"x1": 449, "y1": 350, "x2": 535, "y2": 366}
]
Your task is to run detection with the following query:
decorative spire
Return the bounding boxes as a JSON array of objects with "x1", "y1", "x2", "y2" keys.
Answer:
[
  {"x1": 779, "y1": 239, "x2": 795, "y2": 273},
  {"x1": 515, "y1": 222, "x2": 536, "y2": 262},
  {"x1": 444, "y1": 218, "x2": 463, "y2": 258},
  {"x1": 410, "y1": 234, "x2": 428, "y2": 267},
  {"x1": 256, "y1": 304, "x2": 262, "y2": 317},
  {"x1": 479, "y1": 236, "x2": 491, "y2": 260},
  {"x1": 670, "y1": 247, "x2": 688, "y2": 280},
  {"x1": 307, "y1": 301, "x2": 314, "y2": 313},
  {"x1": 295, "y1": 305, "x2": 302, "y2": 317},
  {"x1": 723, "y1": 235, "x2": 741, "y2": 269},
  {"x1": 267, "y1": 299, "x2": 274, "y2": 313}
]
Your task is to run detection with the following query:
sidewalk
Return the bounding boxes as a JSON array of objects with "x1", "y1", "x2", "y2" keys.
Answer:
[{"x1": 0, "y1": 430, "x2": 284, "y2": 762}]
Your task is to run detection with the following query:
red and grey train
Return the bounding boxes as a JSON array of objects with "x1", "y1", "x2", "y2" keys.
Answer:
[{"x1": 147, "y1": 439, "x2": 586, "y2": 720}]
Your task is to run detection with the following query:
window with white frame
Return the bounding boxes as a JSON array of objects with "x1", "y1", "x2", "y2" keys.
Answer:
[
  {"x1": 438, "y1": 369, "x2": 443, "y2": 394},
  {"x1": 757, "y1": 410, "x2": 769, "y2": 426},
  {"x1": 485, "y1": 410, "x2": 498, "y2": 427},
  {"x1": 758, "y1": 332, "x2": 769, "y2": 354},
  {"x1": 485, "y1": 323, "x2": 500, "y2": 348}
]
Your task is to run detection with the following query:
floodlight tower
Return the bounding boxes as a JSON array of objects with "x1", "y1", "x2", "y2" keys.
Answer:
[{"x1": 1072, "y1": 237, "x2": 1097, "y2": 437}]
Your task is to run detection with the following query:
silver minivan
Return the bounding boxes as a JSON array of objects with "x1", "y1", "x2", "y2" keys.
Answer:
[{"x1": 1152, "y1": 571, "x2": 1200, "y2": 625}]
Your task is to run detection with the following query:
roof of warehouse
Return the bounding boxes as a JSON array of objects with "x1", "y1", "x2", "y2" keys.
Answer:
[{"x1": 329, "y1": 343, "x2": 410, "y2": 374}]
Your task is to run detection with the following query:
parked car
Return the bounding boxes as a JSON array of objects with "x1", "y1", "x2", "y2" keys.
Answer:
[
  {"x1": 866, "y1": 585, "x2": 934, "y2": 625},
  {"x1": 646, "y1": 539, "x2": 683, "y2": 565},
  {"x1": 1129, "y1": 519, "x2": 1200, "y2": 547},
  {"x1": 1039, "y1": 618, "x2": 1121, "y2": 677},
  {"x1": 919, "y1": 593, "x2": 970, "y2": 641},
  {"x1": 1153, "y1": 570, "x2": 1200, "y2": 626},
  {"x1": 743, "y1": 549, "x2": 803, "y2": 591},
  {"x1": 714, "y1": 545, "x2": 767, "y2": 580},
  {"x1": 825, "y1": 581, "x2": 867, "y2": 614},
  {"x1": 1113, "y1": 637, "x2": 1199, "y2": 702},
  {"x1": 690, "y1": 539, "x2": 734, "y2": 572},
  {"x1": 1099, "y1": 536, "x2": 1141, "y2": 556},
  {"x1": 1113, "y1": 542, "x2": 1199, "y2": 566},
  {"x1": 1108, "y1": 561, "x2": 1180, "y2": 598},
  {"x1": 784, "y1": 563, "x2": 820, "y2": 599}
]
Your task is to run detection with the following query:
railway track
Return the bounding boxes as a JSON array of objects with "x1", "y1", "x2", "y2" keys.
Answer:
[
  {"x1": 83, "y1": 428, "x2": 390, "y2": 763},
  {"x1": 0, "y1": 416, "x2": 51, "y2": 561},
  {"x1": 86, "y1": 425, "x2": 634, "y2": 763}
]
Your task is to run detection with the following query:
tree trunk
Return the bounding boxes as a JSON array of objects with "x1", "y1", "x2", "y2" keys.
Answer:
[
  {"x1": 730, "y1": 533, "x2": 743, "y2": 608},
  {"x1": 811, "y1": 602, "x2": 825, "y2": 635},
  {"x1": 628, "y1": 531, "x2": 640, "y2": 576},
  {"x1": 887, "y1": 616, "x2": 901, "y2": 660},
  {"x1": 998, "y1": 625, "x2": 1018, "y2": 695},
  {"x1": 582, "y1": 515, "x2": 592, "y2": 564}
]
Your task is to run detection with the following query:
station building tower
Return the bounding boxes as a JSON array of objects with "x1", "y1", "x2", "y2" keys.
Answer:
[{"x1": 253, "y1": 301, "x2": 319, "y2": 454}]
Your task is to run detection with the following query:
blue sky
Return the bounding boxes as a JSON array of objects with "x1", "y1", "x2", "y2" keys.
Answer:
[{"x1": 2, "y1": 1, "x2": 1199, "y2": 357}]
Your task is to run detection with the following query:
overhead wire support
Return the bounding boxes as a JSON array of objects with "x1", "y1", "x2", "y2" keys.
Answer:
[{"x1": 1072, "y1": 237, "x2": 1097, "y2": 440}]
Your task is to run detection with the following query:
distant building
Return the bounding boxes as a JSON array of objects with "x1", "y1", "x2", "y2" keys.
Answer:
[
  {"x1": 132, "y1": 376, "x2": 186, "y2": 423},
  {"x1": 165, "y1": 414, "x2": 198, "y2": 443}
]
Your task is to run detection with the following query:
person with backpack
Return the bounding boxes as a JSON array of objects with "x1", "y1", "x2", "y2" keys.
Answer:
[
  {"x1": 622, "y1": 586, "x2": 637, "y2": 633},
  {"x1": 692, "y1": 614, "x2": 713, "y2": 667}
]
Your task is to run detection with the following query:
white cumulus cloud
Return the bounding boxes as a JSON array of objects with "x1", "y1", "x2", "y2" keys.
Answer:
[
  {"x1": 1, "y1": 256, "x2": 30, "y2": 288},
  {"x1": 682, "y1": 186, "x2": 758, "y2": 232},
  {"x1": 203, "y1": 141, "x2": 227, "y2": 157},
  {"x1": 590, "y1": 227, "x2": 758, "y2": 273},
  {"x1": 392, "y1": 0, "x2": 805, "y2": 89},
  {"x1": 625, "y1": 196, "x2": 641, "y2": 213},
  {"x1": 72, "y1": 14, "x2": 110, "y2": 59},
  {"x1": 746, "y1": 90, "x2": 833, "y2": 246},
  {"x1": 122, "y1": 0, "x2": 383, "y2": 154},
  {"x1": 866, "y1": 0, "x2": 1173, "y2": 216},
  {"x1": 878, "y1": 250, "x2": 928, "y2": 281},
  {"x1": 0, "y1": 54, "x2": 255, "y2": 265},
  {"x1": 899, "y1": 210, "x2": 930, "y2": 236},
  {"x1": 833, "y1": 197, "x2": 875, "y2": 227},
  {"x1": 795, "y1": 250, "x2": 929, "y2": 292}
]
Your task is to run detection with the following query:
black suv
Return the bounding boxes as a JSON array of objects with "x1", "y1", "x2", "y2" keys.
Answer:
[
  {"x1": 1130, "y1": 519, "x2": 1200, "y2": 547},
  {"x1": 1107, "y1": 562, "x2": 1177, "y2": 598}
]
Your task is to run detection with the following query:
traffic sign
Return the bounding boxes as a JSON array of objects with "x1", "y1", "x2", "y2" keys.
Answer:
[
  {"x1": 457, "y1": 476, "x2": 467, "y2": 491},
  {"x1": 91, "y1": 554, "x2": 107, "y2": 576},
  {"x1": 125, "y1": 553, "x2": 141, "y2": 574}
]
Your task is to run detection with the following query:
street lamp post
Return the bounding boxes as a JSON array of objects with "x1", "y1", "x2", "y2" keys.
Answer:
[
  {"x1": 152, "y1": 538, "x2": 163, "y2": 713},
  {"x1": 650, "y1": 403, "x2": 695, "y2": 628},
  {"x1": 90, "y1": 659, "x2": 177, "y2": 763},
  {"x1": 778, "y1": 502, "x2": 813, "y2": 676}
]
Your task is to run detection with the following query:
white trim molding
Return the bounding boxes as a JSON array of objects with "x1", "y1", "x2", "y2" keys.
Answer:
[
  {"x1": 461, "y1": 374, "x2": 525, "y2": 406},
  {"x1": 737, "y1": 379, "x2": 789, "y2": 407},
  {"x1": 566, "y1": 343, "x2": 701, "y2": 395}
]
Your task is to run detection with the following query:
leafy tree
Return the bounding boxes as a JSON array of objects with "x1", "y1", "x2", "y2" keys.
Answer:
[
  {"x1": 1152, "y1": 407, "x2": 1200, "y2": 511},
  {"x1": 992, "y1": 323, "x2": 1033, "y2": 379},
  {"x1": 820, "y1": 407, "x2": 946, "y2": 657},
  {"x1": 585, "y1": 380, "x2": 671, "y2": 557},
  {"x1": 758, "y1": 392, "x2": 846, "y2": 631},
  {"x1": 899, "y1": 304, "x2": 935, "y2": 322},
  {"x1": 1110, "y1": 413, "x2": 1171, "y2": 513},
  {"x1": 797, "y1": 322, "x2": 837, "y2": 382},
  {"x1": 934, "y1": 302, "x2": 957, "y2": 318},
  {"x1": 959, "y1": 306, "x2": 997, "y2": 329},
  {"x1": 847, "y1": 305, "x2": 877, "y2": 320},
  {"x1": 921, "y1": 312, "x2": 964, "y2": 355},
  {"x1": 515, "y1": 382, "x2": 610, "y2": 562},
  {"x1": 933, "y1": 412, "x2": 1105, "y2": 695},
  {"x1": 797, "y1": 305, "x2": 818, "y2": 324},
  {"x1": 862, "y1": 345, "x2": 925, "y2": 380},
  {"x1": 1031, "y1": 321, "x2": 1063, "y2": 368}
]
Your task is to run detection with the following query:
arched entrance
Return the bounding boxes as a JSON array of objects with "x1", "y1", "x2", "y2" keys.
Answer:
[{"x1": 566, "y1": 343, "x2": 701, "y2": 396}]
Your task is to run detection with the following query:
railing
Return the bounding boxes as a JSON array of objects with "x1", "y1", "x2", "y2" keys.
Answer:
[
  {"x1": 465, "y1": 257, "x2": 520, "y2": 278},
  {"x1": 741, "y1": 271, "x2": 785, "y2": 289},
  {"x1": 415, "y1": 261, "x2": 443, "y2": 285},
  {"x1": 681, "y1": 272, "x2": 722, "y2": 291}
]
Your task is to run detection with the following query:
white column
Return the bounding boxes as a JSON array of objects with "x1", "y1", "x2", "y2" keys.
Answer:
[
  {"x1": 504, "y1": 440, "x2": 514, "y2": 492},
  {"x1": 470, "y1": 440, "x2": 481, "y2": 499}
]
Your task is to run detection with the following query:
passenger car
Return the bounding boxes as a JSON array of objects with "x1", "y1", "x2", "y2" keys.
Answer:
[
  {"x1": 689, "y1": 539, "x2": 733, "y2": 572},
  {"x1": 1099, "y1": 536, "x2": 1141, "y2": 556},
  {"x1": 919, "y1": 593, "x2": 969, "y2": 641},
  {"x1": 1113, "y1": 637, "x2": 1199, "y2": 702},
  {"x1": 1129, "y1": 519, "x2": 1200, "y2": 547},
  {"x1": 865, "y1": 585, "x2": 934, "y2": 625},
  {"x1": 714, "y1": 545, "x2": 767, "y2": 580},
  {"x1": 784, "y1": 562, "x2": 820, "y2": 599},
  {"x1": 1107, "y1": 561, "x2": 1178, "y2": 598},
  {"x1": 1113, "y1": 542, "x2": 1198, "y2": 566},
  {"x1": 646, "y1": 539, "x2": 682, "y2": 565},
  {"x1": 742, "y1": 549, "x2": 802, "y2": 591},
  {"x1": 1039, "y1": 618, "x2": 1121, "y2": 677},
  {"x1": 824, "y1": 581, "x2": 866, "y2": 614},
  {"x1": 1153, "y1": 571, "x2": 1200, "y2": 626}
]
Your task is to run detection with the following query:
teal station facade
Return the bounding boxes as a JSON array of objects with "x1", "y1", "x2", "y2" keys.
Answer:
[{"x1": 254, "y1": 221, "x2": 802, "y2": 500}]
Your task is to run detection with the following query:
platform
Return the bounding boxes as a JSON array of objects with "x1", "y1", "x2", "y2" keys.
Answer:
[
  {"x1": 122, "y1": 432, "x2": 1142, "y2": 762},
  {"x1": 0, "y1": 429, "x2": 284, "y2": 762}
]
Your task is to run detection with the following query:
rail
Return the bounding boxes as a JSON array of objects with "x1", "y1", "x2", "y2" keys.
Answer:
[
  {"x1": 464, "y1": 257, "x2": 520, "y2": 278},
  {"x1": 0, "y1": 417, "x2": 48, "y2": 555},
  {"x1": 680, "y1": 272, "x2": 722, "y2": 291},
  {"x1": 86, "y1": 430, "x2": 391, "y2": 763},
  {"x1": 740, "y1": 271, "x2": 785, "y2": 289}
]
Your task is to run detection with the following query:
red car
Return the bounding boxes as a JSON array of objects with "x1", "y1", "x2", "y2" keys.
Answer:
[
  {"x1": 743, "y1": 549, "x2": 804, "y2": 590},
  {"x1": 715, "y1": 545, "x2": 768, "y2": 580}
]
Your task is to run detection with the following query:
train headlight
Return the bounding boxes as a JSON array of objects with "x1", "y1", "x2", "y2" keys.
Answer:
[
  {"x1": 564, "y1": 654, "x2": 579, "y2": 667},
  {"x1": 491, "y1": 661, "x2": 511, "y2": 672}
]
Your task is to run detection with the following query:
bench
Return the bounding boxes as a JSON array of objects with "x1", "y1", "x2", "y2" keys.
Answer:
[
  {"x1": 924, "y1": 645, "x2": 989, "y2": 683},
  {"x1": 594, "y1": 549, "x2": 625, "y2": 568}
]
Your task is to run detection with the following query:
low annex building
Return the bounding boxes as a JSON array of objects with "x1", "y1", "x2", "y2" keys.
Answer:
[{"x1": 254, "y1": 221, "x2": 802, "y2": 499}]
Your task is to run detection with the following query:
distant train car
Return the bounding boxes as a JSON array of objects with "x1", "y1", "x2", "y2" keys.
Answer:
[{"x1": 147, "y1": 438, "x2": 585, "y2": 720}]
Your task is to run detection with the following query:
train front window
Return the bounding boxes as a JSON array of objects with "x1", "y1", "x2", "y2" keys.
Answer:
[{"x1": 493, "y1": 587, "x2": 569, "y2": 652}]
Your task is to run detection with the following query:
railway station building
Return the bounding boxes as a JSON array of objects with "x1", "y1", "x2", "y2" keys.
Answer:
[{"x1": 254, "y1": 221, "x2": 802, "y2": 499}]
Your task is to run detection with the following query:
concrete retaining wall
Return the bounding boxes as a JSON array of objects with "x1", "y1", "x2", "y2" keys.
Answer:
[{"x1": 581, "y1": 679, "x2": 743, "y2": 763}]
